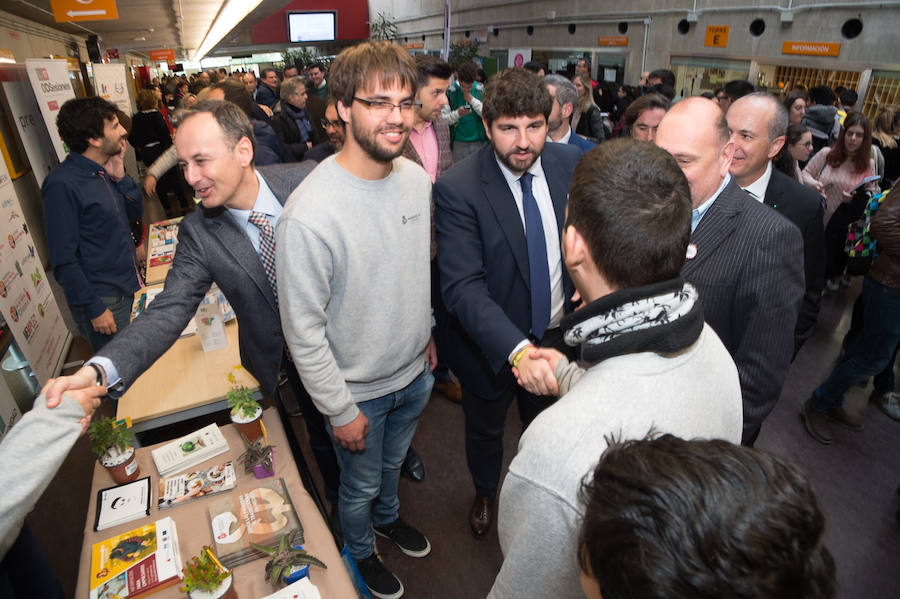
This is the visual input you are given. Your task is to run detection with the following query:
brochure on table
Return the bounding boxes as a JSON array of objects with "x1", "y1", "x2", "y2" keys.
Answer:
[
  {"x1": 151, "y1": 423, "x2": 230, "y2": 477},
  {"x1": 0, "y1": 158, "x2": 70, "y2": 385}
]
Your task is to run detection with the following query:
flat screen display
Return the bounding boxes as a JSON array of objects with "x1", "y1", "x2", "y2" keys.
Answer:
[{"x1": 287, "y1": 12, "x2": 336, "y2": 42}]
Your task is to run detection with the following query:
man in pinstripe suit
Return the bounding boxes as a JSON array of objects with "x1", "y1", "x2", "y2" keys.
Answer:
[{"x1": 656, "y1": 97, "x2": 805, "y2": 445}]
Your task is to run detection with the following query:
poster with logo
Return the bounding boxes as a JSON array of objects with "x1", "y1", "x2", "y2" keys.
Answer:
[
  {"x1": 0, "y1": 157, "x2": 71, "y2": 384},
  {"x1": 0, "y1": 66, "x2": 61, "y2": 186},
  {"x1": 507, "y1": 48, "x2": 532, "y2": 68},
  {"x1": 92, "y1": 63, "x2": 133, "y2": 115},
  {"x1": 25, "y1": 59, "x2": 76, "y2": 162}
]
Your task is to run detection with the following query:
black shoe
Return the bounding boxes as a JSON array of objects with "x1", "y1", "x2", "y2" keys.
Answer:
[
  {"x1": 373, "y1": 518, "x2": 431, "y2": 557},
  {"x1": 356, "y1": 553, "x2": 403, "y2": 599},
  {"x1": 401, "y1": 448, "x2": 426, "y2": 483},
  {"x1": 827, "y1": 405, "x2": 864, "y2": 431},
  {"x1": 801, "y1": 398, "x2": 833, "y2": 445}
]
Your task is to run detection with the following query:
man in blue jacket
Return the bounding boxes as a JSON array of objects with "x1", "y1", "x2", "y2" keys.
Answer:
[
  {"x1": 543, "y1": 74, "x2": 595, "y2": 154},
  {"x1": 42, "y1": 97, "x2": 143, "y2": 351}
]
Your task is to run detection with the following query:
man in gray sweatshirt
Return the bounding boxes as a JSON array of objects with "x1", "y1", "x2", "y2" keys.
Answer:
[{"x1": 275, "y1": 41, "x2": 435, "y2": 599}]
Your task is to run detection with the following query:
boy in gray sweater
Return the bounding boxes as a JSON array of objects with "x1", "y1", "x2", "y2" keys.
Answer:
[{"x1": 275, "y1": 42, "x2": 435, "y2": 599}]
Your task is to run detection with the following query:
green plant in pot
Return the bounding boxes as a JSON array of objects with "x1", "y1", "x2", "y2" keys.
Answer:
[
  {"x1": 88, "y1": 416, "x2": 140, "y2": 484},
  {"x1": 237, "y1": 433, "x2": 276, "y2": 479},
  {"x1": 226, "y1": 366, "x2": 262, "y2": 442},
  {"x1": 250, "y1": 528, "x2": 326, "y2": 587},
  {"x1": 181, "y1": 546, "x2": 237, "y2": 599}
]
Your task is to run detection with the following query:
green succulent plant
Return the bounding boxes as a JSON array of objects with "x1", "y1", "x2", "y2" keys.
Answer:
[
  {"x1": 250, "y1": 528, "x2": 326, "y2": 587},
  {"x1": 180, "y1": 546, "x2": 230, "y2": 593},
  {"x1": 226, "y1": 366, "x2": 260, "y2": 419},
  {"x1": 87, "y1": 416, "x2": 135, "y2": 459},
  {"x1": 237, "y1": 433, "x2": 275, "y2": 474}
]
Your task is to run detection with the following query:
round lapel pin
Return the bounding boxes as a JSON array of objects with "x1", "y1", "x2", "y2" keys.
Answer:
[{"x1": 686, "y1": 243, "x2": 697, "y2": 260}]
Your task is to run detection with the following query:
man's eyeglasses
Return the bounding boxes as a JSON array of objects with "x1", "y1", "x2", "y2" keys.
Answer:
[
  {"x1": 321, "y1": 118, "x2": 343, "y2": 129},
  {"x1": 353, "y1": 97, "x2": 419, "y2": 116}
]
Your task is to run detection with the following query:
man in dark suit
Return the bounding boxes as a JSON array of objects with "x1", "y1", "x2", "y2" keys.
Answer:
[
  {"x1": 402, "y1": 55, "x2": 460, "y2": 417},
  {"x1": 542, "y1": 74, "x2": 595, "y2": 154},
  {"x1": 41, "y1": 99, "x2": 340, "y2": 502},
  {"x1": 656, "y1": 97, "x2": 805, "y2": 445},
  {"x1": 434, "y1": 69, "x2": 581, "y2": 538},
  {"x1": 726, "y1": 92, "x2": 826, "y2": 355}
]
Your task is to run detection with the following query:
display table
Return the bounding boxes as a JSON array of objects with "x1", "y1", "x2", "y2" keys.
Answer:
[
  {"x1": 76, "y1": 408, "x2": 356, "y2": 599},
  {"x1": 116, "y1": 286, "x2": 259, "y2": 433}
]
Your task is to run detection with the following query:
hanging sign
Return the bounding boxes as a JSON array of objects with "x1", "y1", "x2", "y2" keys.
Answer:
[
  {"x1": 49, "y1": 0, "x2": 119, "y2": 22},
  {"x1": 782, "y1": 41, "x2": 841, "y2": 57},
  {"x1": 705, "y1": 26, "x2": 730, "y2": 48}
]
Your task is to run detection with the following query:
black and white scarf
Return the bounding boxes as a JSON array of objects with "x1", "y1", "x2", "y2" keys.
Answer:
[{"x1": 561, "y1": 278, "x2": 704, "y2": 365}]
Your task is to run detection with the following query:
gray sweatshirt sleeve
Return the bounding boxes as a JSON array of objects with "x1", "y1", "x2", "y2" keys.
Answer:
[
  {"x1": 276, "y1": 216, "x2": 360, "y2": 427},
  {"x1": 0, "y1": 394, "x2": 85, "y2": 560},
  {"x1": 489, "y1": 471, "x2": 585, "y2": 599},
  {"x1": 147, "y1": 145, "x2": 179, "y2": 180},
  {"x1": 554, "y1": 356, "x2": 585, "y2": 397}
]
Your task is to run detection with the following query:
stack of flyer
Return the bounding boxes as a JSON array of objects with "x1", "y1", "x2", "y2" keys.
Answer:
[
  {"x1": 158, "y1": 461, "x2": 237, "y2": 509},
  {"x1": 151, "y1": 423, "x2": 229, "y2": 477},
  {"x1": 89, "y1": 517, "x2": 182, "y2": 599},
  {"x1": 261, "y1": 577, "x2": 322, "y2": 599},
  {"x1": 94, "y1": 476, "x2": 151, "y2": 531}
]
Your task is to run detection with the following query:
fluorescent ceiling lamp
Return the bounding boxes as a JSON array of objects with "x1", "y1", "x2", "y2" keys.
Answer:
[{"x1": 192, "y1": 0, "x2": 263, "y2": 62}]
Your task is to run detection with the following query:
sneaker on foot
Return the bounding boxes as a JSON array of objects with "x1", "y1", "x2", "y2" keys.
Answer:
[
  {"x1": 801, "y1": 398, "x2": 833, "y2": 444},
  {"x1": 825, "y1": 279, "x2": 840, "y2": 292},
  {"x1": 871, "y1": 390, "x2": 900, "y2": 422},
  {"x1": 356, "y1": 553, "x2": 403, "y2": 599},
  {"x1": 373, "y1": 518, "x2": 431, "y2": 557},
  {"x1": 827, "y1": 405, "x2": 864, "y2": 431}
]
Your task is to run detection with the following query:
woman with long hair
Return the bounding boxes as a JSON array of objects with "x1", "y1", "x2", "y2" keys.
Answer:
[
  {"x1": 872, "y1": 106, "x2": 900, "y2": 186},
  {"x1": 783, "y1": 90, "x2": 810, "y2": 125},
  {"x1": 571, "y1": 72, "x2": 606, "y2": 143},
  {"x1": 774, "y1": 123, "x2": 823, "y2": 191},
  {"x1": 803, "y1": 111, "x2": 878, "y2": 290}
]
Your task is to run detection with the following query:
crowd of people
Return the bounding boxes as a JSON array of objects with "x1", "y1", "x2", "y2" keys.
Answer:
[{"x1": 5, "y1": 42, "x2": 900, "y2": 598}]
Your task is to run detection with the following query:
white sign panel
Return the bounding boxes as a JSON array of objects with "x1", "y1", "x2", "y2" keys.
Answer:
[
  {"x1": 0, "y1": 66, "x2": 60, "y2": 186},
  {"x1": 508, "y1": 48, "x2": 532, "y2": 68},
  {"x1": 0, "y1": 159, "x2": 71, "y2": 385},
  {"x1": 92, "y1": 63, "x2": 133, "y2": 115},
  {"x1": 25, "y1": 59, "x2": 76, "y2": 162}
]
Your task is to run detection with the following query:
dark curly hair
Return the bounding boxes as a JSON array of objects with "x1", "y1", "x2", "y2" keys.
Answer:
[
  {"x1": 481, "y1": 68, "x2": 552, "y2": 127},
  {"x1": 578, "y1": 434, "x2": 836, "y2": 599},
  {"x1": 56, "y1": 96, "x2": 118, "y2": 154}
]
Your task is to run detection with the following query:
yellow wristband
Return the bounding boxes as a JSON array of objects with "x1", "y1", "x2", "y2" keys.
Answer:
[{"x1": 511, "y1": 345, "x2": 533, "y2": 369}]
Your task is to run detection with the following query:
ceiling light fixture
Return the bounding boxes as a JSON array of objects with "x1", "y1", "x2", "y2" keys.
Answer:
[{"x1": 192, "y1": 0, "x2": 263, "y2": 62}]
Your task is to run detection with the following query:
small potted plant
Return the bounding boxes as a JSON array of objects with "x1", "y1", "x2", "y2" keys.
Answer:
[
  {"x1": 226, "y1": 366, "x2": 263, "y2": 442},
  {"x1": 237, "y1": 433, "x2": 275, "y2": 479},
  {"x1": 251, "y1": 528, "x2": 326, "y2": 587},
  {"x1": 181, "y1": 546, "x2": 237, "y2": 599},
  {"x1": 88, "y1": 416, "x2": 140, "y2": 484}
]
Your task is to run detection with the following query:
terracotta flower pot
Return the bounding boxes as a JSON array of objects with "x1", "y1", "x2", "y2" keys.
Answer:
[
  {"x1": 187, "y1": 574, "x2": 238, "y2": 599},
  {"x1": 231, "y1": 406, "x2": 263, "y2": 442},
  {"x1": 100, "y1": 446, "x2": 140, "y2": 484}
]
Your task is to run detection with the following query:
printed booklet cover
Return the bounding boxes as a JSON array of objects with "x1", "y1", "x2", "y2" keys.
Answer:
[{"x1": 158, "y1": 461, "x2": 237, "y2": 509}]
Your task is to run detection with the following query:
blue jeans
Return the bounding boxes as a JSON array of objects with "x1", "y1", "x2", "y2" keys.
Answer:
[
  {"x1": 70, "y1": 295, "x2": 132, "y2": 352},
  {"x1": 325, "y1": 367, "x2": 433, "y2": 560},
  {"x1": 813, "y1": 276, "x2": 900, "y2": 412}
]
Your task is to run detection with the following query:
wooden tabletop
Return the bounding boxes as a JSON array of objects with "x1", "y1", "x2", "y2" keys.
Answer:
[
  {"x1": 76, "y1": 408, "x2": 357, "y2": 599},
  {"x1": 116, "y1": 286, "x2": 258, "y2": 432}
]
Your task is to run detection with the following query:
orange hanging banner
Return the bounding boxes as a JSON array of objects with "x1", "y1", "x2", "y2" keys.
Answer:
[
  {"x1": 149, "y1": 49, "x2": 176, "y2": 63},
  {"x1": 50, "y1": 0, "x2": 119, "y2": 22}
]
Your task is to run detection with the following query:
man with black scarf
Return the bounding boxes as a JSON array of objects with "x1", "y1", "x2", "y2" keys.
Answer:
[{"x1": 489, "y1": 139, "x2": 743, "y2": 599}]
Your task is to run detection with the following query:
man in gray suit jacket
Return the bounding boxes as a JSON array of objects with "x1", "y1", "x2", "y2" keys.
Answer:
[
  {"x1": 41, "y1": 100, "x2": 339, "y2": 499},
  {"x1": 656, "y1": 97, "x2": 805, "y2": 445}
]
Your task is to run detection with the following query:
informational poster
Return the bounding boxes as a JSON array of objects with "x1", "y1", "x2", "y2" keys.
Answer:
[
  {"x1": 92, "y1": 63, "x2": 133, "y2": 115},
  {"x1": 508, "y1": 48, "x2": 532, "y2": 68},
  {"x1": 0, "y1": 158, "x2": 71, "y2": 385},
  {"x1": 25, "y1": 58, "x2": 76, "y2": 162},
  {"x1": 0, "y1": 66, "x2": 60, "y2": 186}
]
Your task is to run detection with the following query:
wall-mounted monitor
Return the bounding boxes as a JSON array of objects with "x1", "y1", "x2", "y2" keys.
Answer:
[{"x1": 287, "y1": 12, "x2": 337, "y2": 43}]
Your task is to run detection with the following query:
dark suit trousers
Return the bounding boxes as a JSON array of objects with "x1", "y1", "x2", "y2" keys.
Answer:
[
  {"x1": 282, "y1": 352, "x2": 341, "y2": 505},
  {"x1": 463, "y1": 326, "x2": 575, "y2": 499}
]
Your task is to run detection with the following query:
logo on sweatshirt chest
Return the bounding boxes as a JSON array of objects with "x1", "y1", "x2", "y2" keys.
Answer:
[{"x1": 402, "y1": 212, "x2": 422, "y2": 225}]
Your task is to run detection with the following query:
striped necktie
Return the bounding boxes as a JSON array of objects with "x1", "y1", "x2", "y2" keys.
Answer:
[
  {"x1": 520, "y1": 172, "x2": 550, "y2": 339},
  {"x1": 248, "y1": 211, "x2": 277, "y2": 301}
]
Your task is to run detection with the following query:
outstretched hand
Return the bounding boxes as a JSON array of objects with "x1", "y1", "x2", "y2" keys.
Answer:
[{"x1": 513, "y1": 348, "x2": 559, "y2": 396}]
